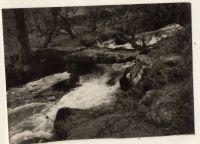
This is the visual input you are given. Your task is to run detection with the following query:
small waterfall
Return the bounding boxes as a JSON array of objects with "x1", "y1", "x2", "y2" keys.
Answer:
[{"x1": 8, "y1": 63, "x2": 129, "y2": 144}]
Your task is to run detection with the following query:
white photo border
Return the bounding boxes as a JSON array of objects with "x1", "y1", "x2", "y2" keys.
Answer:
[{"x1": 0, "y1": 0, "x2": 199, "y2": 144}]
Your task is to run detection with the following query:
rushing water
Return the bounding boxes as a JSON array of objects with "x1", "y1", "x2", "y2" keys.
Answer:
[{"x1": 8, "y1": 63, "x2": 131, "y2": 144}]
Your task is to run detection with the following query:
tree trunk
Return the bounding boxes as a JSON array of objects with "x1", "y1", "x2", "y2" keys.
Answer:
[
  {"x1": 91, "y1": 8, "x2": 98, "y2": 31},
  {"x1": 14, "y1": 9, "x2": 32, "y2": 64},
  {"x1": 43, "y1": 8, "x2": 59, "y2": 48}
]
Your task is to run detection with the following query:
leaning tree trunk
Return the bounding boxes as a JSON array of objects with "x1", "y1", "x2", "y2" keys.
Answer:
[{"x1": 14, "y1": 9, "x2": 32, "y2": 64}]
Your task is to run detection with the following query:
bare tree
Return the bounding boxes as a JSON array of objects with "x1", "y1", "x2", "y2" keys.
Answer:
[
  {"x1": 58, "y1": 8, "x2": 76, "y2": 38},
  {"x1": 86, "y1": 7, "x2": 99, "y2": 31},
  {"x1": 43, "y1": 8, "x2": 60, "y2": 48},
  {"x1": 122, "y1": 6, "x2": 149, "y2": 53}
]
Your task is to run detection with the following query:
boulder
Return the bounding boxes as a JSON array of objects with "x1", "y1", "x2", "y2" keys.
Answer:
[
  {"x1": 119, "y1": 68, "x2": 131, "y2": 91},
  {"x1": 53, "y1": 108, "x2": 124, "y2": 140},
  {"x1": 128, "y1": 62, "x2": 146, "y2": 87},
  {"x1": 54, "y1": 107, "x2": 84, "y2": 140},
  {"x1": 137, "y1": 79, "x2": 194, "y2": 132},
  {"x1": 68, "y1": 114, "x2": 124, "y2": 139},
  {"x1": 119, "y1": 59, "x2": 151, "y2": 91}
]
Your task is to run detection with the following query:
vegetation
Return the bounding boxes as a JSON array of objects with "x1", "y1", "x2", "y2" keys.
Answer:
[{"x1": 2, "y1": 3, "x2": 191, "y2": 70}]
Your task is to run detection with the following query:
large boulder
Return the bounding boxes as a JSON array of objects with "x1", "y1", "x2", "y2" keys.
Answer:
[
  {"x1": 53, "y1": 107, "x2": 124, "y2": 140},
  {"x1": 68, "y1": 114, "x2": 124, "y2": 139},
  {"x1": 137, "y1": 79, "x2": 194, "y2": 133},
  {"x1": 54, "y1": 107, "x2": 84, "y2": 140}
]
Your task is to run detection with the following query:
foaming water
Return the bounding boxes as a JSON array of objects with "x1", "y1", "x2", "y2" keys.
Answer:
[
  {"x1": 8, "y1": 64, "x2": 123, "y2": 144},
  {"x1": 58, "y1": 74, "x2": 119, "y2": 109},
  {"x1": 9, "y1": 104, "x2": 55, "y2": 144}
]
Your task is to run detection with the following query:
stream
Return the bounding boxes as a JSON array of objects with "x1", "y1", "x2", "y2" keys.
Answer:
[{"x1": 8, "y1": 63, "x2": 131, "y2": 144}]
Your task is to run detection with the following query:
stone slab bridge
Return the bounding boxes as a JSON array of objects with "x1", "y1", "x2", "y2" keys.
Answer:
[{"x1": 34, "y1": 46, "x2": 139, "y2": 64}]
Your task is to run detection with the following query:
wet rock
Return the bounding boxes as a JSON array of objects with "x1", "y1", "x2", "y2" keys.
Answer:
[
  {"x1": 119, "y1": 60, "x2": 151, "y2": 91},
  {"x1": 128, "y1": 62, "x2": 146, "y2": 87},
  {"x1": 54, "y1": 107, "x2": 84, "y2": 140},
  {"x1": 27, "y1": 72, "x2": 70, "y2": 93},
  {"x1": 8, "y1": 103, "x2": 47, "y2": 128},
  {"x1": 119, "y1": 69, "x2": 131, "y2": 91}
]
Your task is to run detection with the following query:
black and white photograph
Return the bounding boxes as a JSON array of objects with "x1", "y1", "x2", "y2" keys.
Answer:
[{"x1": 0, "y1": 1, "x2": 197, "y2": 144}]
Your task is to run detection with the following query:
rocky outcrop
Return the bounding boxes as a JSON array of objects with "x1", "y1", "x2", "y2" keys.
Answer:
[{"x1": 118, "y1": 51, "x2": 193, "y2": 133}]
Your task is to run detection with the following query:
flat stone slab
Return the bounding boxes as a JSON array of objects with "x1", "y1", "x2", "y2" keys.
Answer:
[{"x1": 34, "y1": 46, "x2": 140, "y2": 64}]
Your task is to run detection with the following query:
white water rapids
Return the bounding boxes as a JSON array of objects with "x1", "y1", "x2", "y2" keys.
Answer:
[{"x1": 8, "y1": 64, "x2": 130, "y2": 144}]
